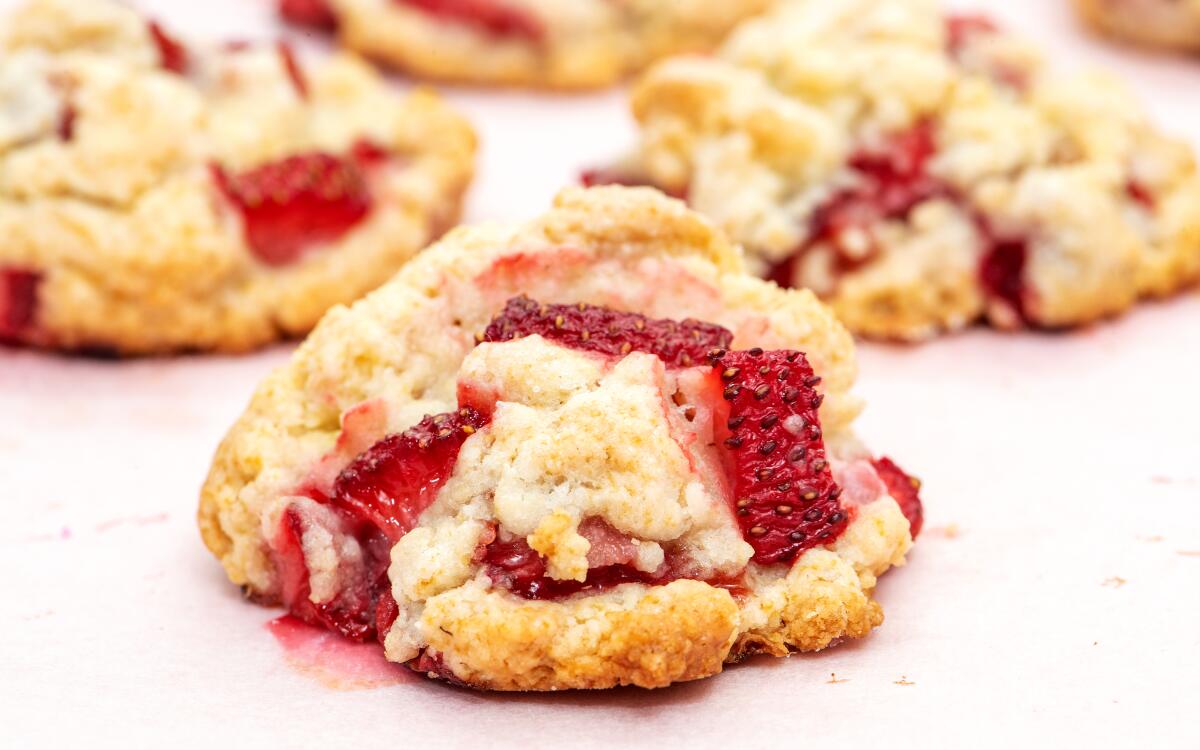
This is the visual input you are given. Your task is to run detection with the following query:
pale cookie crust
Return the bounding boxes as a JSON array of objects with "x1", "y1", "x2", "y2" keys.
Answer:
[
  {"x1": 199, "y1": 187, "x2": 916, "y2": 691},
  {"x1": 621, "y1": 0, "x2": 1200, "y2": 340},
  {"x1": 0, "y1": 0, "x2": 474, "y2": 354},
  {"x1": 1074, "y1": 0, "x2": 1200, "y2": 53},
  {"x1": 325, "y1": 0, "x2": 774, "y2": 89}
]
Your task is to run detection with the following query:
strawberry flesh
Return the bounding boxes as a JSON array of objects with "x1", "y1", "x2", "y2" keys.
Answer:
[
  {"x1": 394, "y1": 0, "x2": 544, "y2": 40},
  {"x1": 871, "y1": 457, "x2": 924, "y2": 539},
  {"x1": 277, "y1": 42, "x2": 308, "y2": 98},
  {"x1": 978, "y1": 233, "x2": 1030, "y2": 325},
  {"x1": 213, "y1": 149, "x2": 376, "y2": 266},
  {"x1": 280, "y1": 0, "x2": 339, "y2": 30},
  {"x1": 482, "y1": 534, "x2": 658, "y2": 600},
  {"x1": 770, "y1": 122, "x2": 949, "y2": 287},
  {"x1": 712, "y1": 348, "x2": 846, "y2": 565},
  {"x1": 148, "y1": 21, "x2": 188, "y2": 74},
  {"x1": 944, "y1": 14, "x2": 999, "y2": 58},
  {"x1": 481, "y1": 294, "x2": 733, "y2": 368},
  {"x1": 813, "y1": 121, "x2": 948, "y2": 272},
  {"x1": 272, "y1": 506, "x2": 392, "y2": 642},
  {"x1": 0, "y1": 269, "x2": 41, "y2": 342},
  {"x1": 332, "y1": 408, "x2": 490, "y2": 542}
]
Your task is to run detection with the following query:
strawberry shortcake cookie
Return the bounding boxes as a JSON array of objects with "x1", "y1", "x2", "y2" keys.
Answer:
[
  {"x1": 280, "y1": 0, "x2": 775, "y2": 89},
  {"x1": 199, "y1": 186, "x2": 923, "y2": 691},
  {"x1": 1074, "y1": 0, "x2": 1200, "y2": 53},
  {"x1": 593, "y1": 0, "x2": 1200, "y2": 340},
  {"x1": 0, "y1": 0, "x2": 474, "y2": 354}
]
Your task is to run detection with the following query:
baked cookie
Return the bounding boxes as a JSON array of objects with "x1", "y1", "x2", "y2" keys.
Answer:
[
  {"x1": 0, "y1": 0, "x2": 474, "y2": 354},
  {"x1": 280, "y1": 0, "x2": 775, "y2": 89},
  {"x1": 199, "y1": 186, "x2": 923, "y2": 691},
  {"x1": 593, "y1": 0, "x2": 1200, "y2": 340},
  {"x1": 1074, "y1": 0, "x2": 1200, "y2": 53}
]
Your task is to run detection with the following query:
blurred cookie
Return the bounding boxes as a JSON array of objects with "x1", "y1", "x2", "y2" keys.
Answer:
[
  {"x1": 0, "y1": 0, "x2": 474, "y2": 354},
  {"x1": 597, "y1": 0, "x2": 1200, "y2": 340},
  {"x1": 199, "y1": 186, "x2": 922, "y2": 691},
  {"x1": 282, "y1": 0, "x2": 774, "y2": 89}
]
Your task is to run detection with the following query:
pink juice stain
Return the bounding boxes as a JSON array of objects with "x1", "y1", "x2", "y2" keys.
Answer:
[{"x1": 267, "y1": 615, "x2": 415, "y2": 690}]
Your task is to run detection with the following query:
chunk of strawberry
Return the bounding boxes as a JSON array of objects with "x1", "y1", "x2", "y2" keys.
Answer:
[
  {"x1": 480, "y1": 295, "x2": 733, "y2": 368},
  {"x1": 944, "y1": 14, "x2": 999, "y2": 58},
  {"x1": 0, "y1": 269, "x2": 41, "y2": 342},
  {"x1": 812, "y1": 122, "x2": 948, "y2": 270},
  {"x1": 332, "y1": 408, "x2": 490, "y2": 542},
  {"x1": 871, "y1": 457, "x2": 924, "y2": 539},
  {"x1": 272, "y1": 505, "x2": 392, "y2": 642},
  {"x1": 978, "y1": 233, "x2": 1030, "y2": 326},
  {"x1": 212, "y1": 150, "x2": 376, "y2": 266},
  {"x1": 148, "y1": 21, "x2": 188, "y2": 74},
  {"x1": 711, "y1": 348, "x2": 846, "y2": 565},
  {"x1": 482, "y1": 533, "x2": 655, "y2": 600},
  {"x1": 408, "y1": 650, "x2": 472, "y2": 687},
  {"x1": 277, "y1": 42, "x2": 308, "y2": 98},
  {"x1": 394, "y1": 0, "x2": 544, "y2": 40},
  {"x1": 280, "y1": 0, "x2": 339, "y2": 30},
  {"x1": 57, "y1": 103, "x2": 75, "y2": 142}
]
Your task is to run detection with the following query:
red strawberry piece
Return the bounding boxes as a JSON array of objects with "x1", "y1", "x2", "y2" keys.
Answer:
[
  {"x1": 350, "y1": 138, "x2": 390, "y2": 167},
  {"x1": 770, "y1": 122, "x2": 950, "y2": 289},
  {"x1": 1126, "y1": 179, "x2": 1156, "y2": 211},
  {"x1": 148, "y1": 21, "x2": 188, "y2": 74},
  {"x1": 871, "y1": 457, "x2": 924, "y2": 539},
  {"x1": 944, "y1": 14, "x2": 1027, "y2": 89},
  {"x1": 480, "y1": 295, "x2": 733, "y2": 368},
  {"x1": 0, "y1": 269, "x2": 41, "y2": 342},
  {"x1": 272, "y1": 506, "x2": 392, "y2": 641},
  {"x1": 212, "y1": 150, "x2": 375, "y2": 266},
  {"x1": 280, "y1": 0, "x2": 339, "y2": 30},
  {"x1": 711, "y1": 348, "x2": 847, "y2": 565},
  {"x1": 408, "y1": 650, "x2": 472, "y2": 687},
  {"x1": 57, "y1": 103, "x2": 76, "y2": 141},
  {"x1": 394, "y1": 0, "x2": 544, "y2": 40},
  {"x1": 332, "y1": 408, "x2": 490, "y2": 542},
  {"x1": 277, "y1": 42, "x2": 308, "y2": 98},
  {"x1": 944, "y1": 14, "x2": 999, "y2": 58},
  {"x1": 809, "y1": 122, "x2": 948, "y2": 271},
  {"x1": 978, "y1": 233, "x2": 1030, "y2": 326},
  {"x1": 375, "y1": 588, "x2": 400, "y2": 638},
  {"x1": 481, "y1": 533, "x2": 655, "y2": 600}
]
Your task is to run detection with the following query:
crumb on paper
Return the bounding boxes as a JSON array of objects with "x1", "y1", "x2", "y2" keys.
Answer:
[
  {"x1": 1138, "y1": 535, "x2": 1165, "y2": 543},
  {"x1": 928, "y1": 524, "x2": 961, "y2": 539},
  {"x1": 894, "y1": 676, "x2": 914, "y2": 686},
  {"x1": 826, "y1": 672, "x2": 849, "y2": 684},
  {"x1": 1177, "y1": 550, "x2": 1200, "y2": 558},
  {"x1": 1102, "y1": 576, "x2": 1127, "y2": 588}
]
